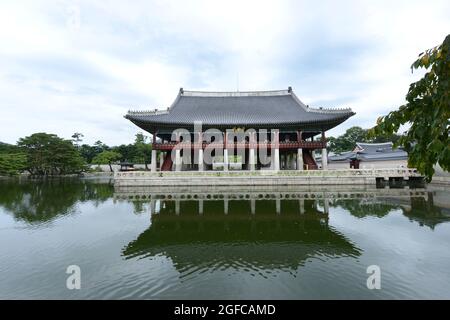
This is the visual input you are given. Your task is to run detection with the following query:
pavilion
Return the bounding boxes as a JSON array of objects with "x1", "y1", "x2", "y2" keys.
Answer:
[{"x1": 125, "y1": 87, "x2": 354, "y2": 172}]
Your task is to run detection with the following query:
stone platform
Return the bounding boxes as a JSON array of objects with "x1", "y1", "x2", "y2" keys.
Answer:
[{"x1": 114, "y1": 168, "x2": 422, "y2": 187}]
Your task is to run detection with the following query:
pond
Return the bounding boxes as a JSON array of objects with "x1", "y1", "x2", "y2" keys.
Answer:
[{"x1": 0, "y1": 178, "x2": 449, "y2": 299}]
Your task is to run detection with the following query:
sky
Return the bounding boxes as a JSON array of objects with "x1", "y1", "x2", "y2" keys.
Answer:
[{"x1": 0, "y1": 0, "x2": 449, "y2": 146}]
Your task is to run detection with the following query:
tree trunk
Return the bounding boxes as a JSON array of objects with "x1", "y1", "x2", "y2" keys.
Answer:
[{"x1": 108, "y1": 162, "x2": 113, "y2": 172}]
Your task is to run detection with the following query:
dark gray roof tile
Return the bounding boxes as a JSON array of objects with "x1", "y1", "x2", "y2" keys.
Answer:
[{"x1": 125, "y1": 89, "x2": 354, "y2": 129}]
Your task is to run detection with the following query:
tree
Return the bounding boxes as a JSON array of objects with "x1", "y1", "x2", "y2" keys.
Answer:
[
  {"x1": 369, "y1": 34, "x2": 450, "y2": 181},
  {"x1": 18, "y1": 133, "x2": 86, "y2": 176},
  {"x1": 0, "y1": 153, "x2": 27, "y2": 176},
  {"x1": 94, "y1": 140, "x2": 109, "y2": 154},
  {"x1": 133, "y1": 133, "x2": 152, "y2": 170},
  {"x1": 71, "y1": 133, "x2": 84, "y2": 147},
  {"x1": 0, "y1": 142, "x2": 20, "y2": 154},
  {"x1": 79, "y1": 144, "x2": 98, "y2": 164},
  {"x1": 92, "y1": 150, "x2": 122, "y2": 172},
  {"x1": 328, "y1": 126, "x2": 369, "y2": 153}
]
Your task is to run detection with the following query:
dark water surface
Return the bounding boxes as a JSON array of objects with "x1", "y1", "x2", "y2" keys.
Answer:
[{"x1": 0, "y1": 178, "x2": 449, "y2": 299}]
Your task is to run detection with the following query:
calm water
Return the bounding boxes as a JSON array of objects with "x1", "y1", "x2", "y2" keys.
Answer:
[{"x1": 0, "y1": 178, "x2": 449, "y2": 299}]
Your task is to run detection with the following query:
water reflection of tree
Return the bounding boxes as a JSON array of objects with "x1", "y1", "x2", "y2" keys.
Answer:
[
  {"x1": 332, "y1": 194, "x2": 450, "y2": 230},
  {"x1": 122, "y1": 199, "x2": 361, "y2": 273},
  {"x1": 0, "y1": 178, "x2": 113, "y2": 223},
  {"x1": 332, "y1": 199, "x2": 398, "y2": 218},
  {"x1": 402, "y1": 195, "x2": 450, "y2": 230}
]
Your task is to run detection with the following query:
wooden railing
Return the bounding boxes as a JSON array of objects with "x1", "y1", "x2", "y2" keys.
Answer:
[{"x1": 152, "y1": 141, "x2": 326, "y2": 150}]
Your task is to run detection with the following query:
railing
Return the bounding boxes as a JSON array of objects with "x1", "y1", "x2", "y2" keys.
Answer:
[
  {"x1": 115, "y1": 168, "x2": 421, "y2": 178},
  {"x1": 152, "y1": 141, "x2": 326, "y2": 150},
  {"x1": 114, "y1": 186, "x2": 428, "y2": 201}
]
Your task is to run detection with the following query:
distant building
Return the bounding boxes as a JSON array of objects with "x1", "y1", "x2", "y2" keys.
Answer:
[{"x1": 326, "y1": 142, "x2": 408, "y2": 169}]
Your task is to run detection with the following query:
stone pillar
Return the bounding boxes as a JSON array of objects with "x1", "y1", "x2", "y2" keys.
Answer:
[
  {"x1": 198, "y1": 148, "x2": 204, "y2": 171},
  {"x1": 197, "y1": 132, "x2": 204, "y2": 171},
  {"x1": 321, "y1": 131, "x2": 327, "y2": 170},
  {"x1": 276, "y1": 198, "x2": 281, "y2": 214},
  {"x1": 299, "y1": 199, "x2": 305, "y2": 214},
  {"x1": 249, "y1": 132, "x2": 256, "y2": 171},
  {"x1": 151, "y1": 149, "x2": 157, "y2": 172},
  {"x1": 297, "y1": 148, "x2": 303, "y2": 170},
  {"x1": 274, "y1": 149, "x2": 280, "y2": 171},
  {"x1": 151, "y1": 131, "x2": 157, "y2": 172},
  {"x1": 272, "y1": 130, "x2": 280, "y2": 171},
  {"x1": 223, "y1": 143, "x2": 229, "y2": 172},
  {"x1": 223, "y1": 132, "x2": 229, "y2": 171},
  {"x1": 175, "y1": 149, "x2": 181, "y2": 171},
  {"x1": 224, "y1": 196, "x2": 228, "y2": 215},
  {"x1": 150, "y1": 199, "x2": 156, "y2": 215},
  {"x1": 322, "y1": 148, "x2": 328, "y2": 170},
  {"x1": 175, "y1": 200, "x2": 180, "y2": 215},
  {"x1": 324, "y1": 198, "x2": 329, "y2": 214},
  {"x1": 199, "y1": 199, "x2": 204, "y2": 215},
  {"x1": 290, "y1": 153, "x2": 296, "y2": 170},
  {"x1": 249, "y1": 148, "x2": 255, "y2": 171},
  {"x1": 159, "y1": 152, "x2": 164, "y2": 171},
  {"x1": 251, "y1": 199, "x2": 256, "y2": 215}
]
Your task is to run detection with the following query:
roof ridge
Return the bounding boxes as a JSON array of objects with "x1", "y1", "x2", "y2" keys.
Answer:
[
  {"x1": 181, "y1": 89, "x2": 290, "y2": 97},
  {"x1": 356, "y1": 142, "x2": 393, "y2": 146},
  {"x1": 290, "y1": 91, "x2": 353, "y2": 114}
]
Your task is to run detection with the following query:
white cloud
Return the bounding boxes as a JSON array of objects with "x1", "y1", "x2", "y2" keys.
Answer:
[{"x1": 0, "y1": 0, "x2": 449, "y2": 144}]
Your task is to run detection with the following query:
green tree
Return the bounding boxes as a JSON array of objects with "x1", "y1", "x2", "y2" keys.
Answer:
[
  {"x1": 71, "y1": 132, "x2": 84, "y2": 147},
  {"x1": 94, "y1": 140, "x2": 109, "y2": 153},
  {"x1": 0, "y1": 142, "x2": 20, "y2": 154},
  {"x1": 369, "y1": 34, "x2": 450, "y2": 181},
  {"x1": 18, "y1": 133, "x2": 86, "y2": 176},
  {"x1": 79, "y1": 144, "x2": 98, "y2": 164},
  {"x1": 0, "y1": 153, "x2": 27, "y2": 176},
  {"x1": 133, "y1": 133, "x2": 152, "y2": 169},
  {"x1": 328, "y1": 126, "x2": 369, "y2": 153},
  {"x1": 92, "y1": 150, "x2": 122, "y2": 172}
]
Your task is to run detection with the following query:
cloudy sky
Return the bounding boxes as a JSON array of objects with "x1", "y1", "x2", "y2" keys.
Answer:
[{"x1": 0, "y1": 0, "x2": 449, "y2": 145}]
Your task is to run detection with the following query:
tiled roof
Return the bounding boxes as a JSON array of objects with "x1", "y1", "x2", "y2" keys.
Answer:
[
  {"x1": 329, "y1": 142, "x2": 408, "y2": 162},
  {"x1": 125, "y1": 88, "x2": 354, "y2": 129}
]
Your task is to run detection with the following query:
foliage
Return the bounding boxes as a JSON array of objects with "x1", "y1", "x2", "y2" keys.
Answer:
[
  {"x1": 132, "y1": 133, "x2": 152, "y2": 167},
  {"x1": 92, "y1": 150, "x2": 122, "y2": 172},
  {"x1": 17, "y1": 133, "x2": 86, "y2": 176},
  {"x1": 369, "y1": 34, "x2": 450, "y2": 181},
  {"x1": 92, "y1": 150, "x2": 122, "y2": 164},
  {"x1": 0, "y1": 142, "x2": 21, "y2": 154},
  {"x1": 0, "y1": 179, "x2": 113, "y2": 224},
  {"x1": 71, "y1": 132, "x2": 84, "y2": 147},
  {"x1": 0, "y1": 153, "x2": 27, "y2": 176}
]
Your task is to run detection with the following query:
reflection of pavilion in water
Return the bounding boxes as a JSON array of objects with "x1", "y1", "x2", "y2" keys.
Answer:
[
  {"x1": 117, "y1": 185, "x2": 450, "y2": 271},
  {"x1": 114, "y1": 185, "x2": 432, "y2": 215},
  {"x1": 121, "y1": 197, "x2": 362, "y2": 271}
]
